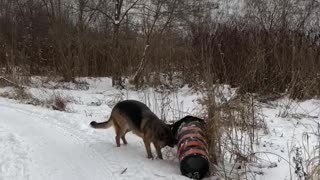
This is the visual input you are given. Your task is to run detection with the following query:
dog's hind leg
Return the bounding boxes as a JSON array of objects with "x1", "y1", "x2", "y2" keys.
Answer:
[
  {"x1": 112, "y1": 120, "x2": 122, "y2": 147},
  {"x1": 153, "y1": 141, "x2": 163, "y2": 159},
  {"x1": 143, "y1": 137, "x2": 153, "y2": 159},
  {"x1": 121, "y1": 130, "x2": 129, "y2": 145},
  {"x1": 121, "y1": 137, "x2": 127, "y2": 144}
]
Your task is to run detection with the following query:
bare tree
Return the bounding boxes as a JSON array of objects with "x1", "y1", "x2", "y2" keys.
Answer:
[
  {"x1": 245, "y1": 0, "x2": 320, "y2": 31},
  {"x1": 130, "y1": 0, "x2": 184, "y2": 87},
  {"x1": 88, "y1": 0, "x2": 140, "y2": 87}
]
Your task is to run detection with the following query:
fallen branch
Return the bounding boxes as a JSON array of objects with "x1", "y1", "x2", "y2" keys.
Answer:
[{"x1": 0, "y1": 76, "x2": 26, "y2": 88}]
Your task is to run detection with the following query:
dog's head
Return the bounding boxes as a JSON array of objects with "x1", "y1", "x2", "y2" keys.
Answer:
[{"x1": 157, "y1": 126, "x2": 177, "y2": 148}]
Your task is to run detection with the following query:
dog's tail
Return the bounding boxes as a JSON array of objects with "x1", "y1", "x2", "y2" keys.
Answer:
[{"x1": 90, "y1": 118, "x2": 113, "y2": 129}]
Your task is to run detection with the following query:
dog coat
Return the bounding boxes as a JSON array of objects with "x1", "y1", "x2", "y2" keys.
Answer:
[{"x1": 176, "y1": 118, "x2": 209, "y2": 180}]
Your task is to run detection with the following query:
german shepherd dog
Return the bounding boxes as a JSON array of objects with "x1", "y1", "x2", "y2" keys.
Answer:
[{"x1": 90, "y1": 100, "x2": 176, "y2": 159}]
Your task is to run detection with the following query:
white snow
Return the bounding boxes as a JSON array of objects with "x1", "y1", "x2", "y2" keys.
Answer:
[
  {"x1": 254, "y1": 98, "x2": 320, "y2": 180},
  {"x1": 0, "y1": 77, "x2": 319, "y2": 180},
  {"x1": 0, "y1": 125, "x2": 29, "y2": 180},
  {"x1": 0, "y1": 77, "x2": 197, "y2": 180}
]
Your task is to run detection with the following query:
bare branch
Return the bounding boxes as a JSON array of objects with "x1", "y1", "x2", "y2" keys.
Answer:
[
  {"x1": 86, "y1": 0, "x2": 114, "y2": 22},
  {"x1": 119, "y1": 0, "x2": 140, "y2": 24}
]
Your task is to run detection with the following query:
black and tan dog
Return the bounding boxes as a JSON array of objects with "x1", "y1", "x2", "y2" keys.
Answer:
[{"x1": 90, "y1": 100, "x2": 176, "y2": 159}]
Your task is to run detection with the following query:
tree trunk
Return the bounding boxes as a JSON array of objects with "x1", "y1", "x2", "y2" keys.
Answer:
[
  {"x1": 111, "y1": 0, "x2": 123, "y2": 88},
  {"x1": 131, "y1": 42, "x2": 150, "y2": 88}
]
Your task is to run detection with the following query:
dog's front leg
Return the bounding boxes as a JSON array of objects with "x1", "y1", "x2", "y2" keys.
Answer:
[
  {"x1": 143, "y1": 137, "x2": 153, "y2": 159},
  {"x1": 153, "y1": 141, "x2": 163, "y2": 159}
]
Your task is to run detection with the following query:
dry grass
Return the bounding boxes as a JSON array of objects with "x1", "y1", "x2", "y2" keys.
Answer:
[
  {"x1": 0, "y1": 85, "x2": 71, "y2": 112},
  {"x1": 304, "y1": 123, "x2": 320, "y2": 180},
  {"x1": 197, "y1": 84, "x2": 269, "y2": 178},
  {"x1": 0, "y1": 86, "x2": 42, "y2": 106},
  {"x1": 46, "y1": 92, "x2": 74, "y2": 112},
  {"x1": 14, "y1": 87, "x2": 33, "y2": 101},
  {"x1": 51, "y1": 94, "x2": 68, "y2": 111},
  {"x1": 307, "y1": 155, "x2": 320, "y2": 180}
]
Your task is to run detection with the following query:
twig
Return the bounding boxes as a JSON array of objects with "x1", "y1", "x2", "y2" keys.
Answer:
[
  {"x1": 120, "y1": 168, "x2": 127, "y2": 175},
  {"x1": 153, "y1": 173, "x2": 166, "y2": 178}
]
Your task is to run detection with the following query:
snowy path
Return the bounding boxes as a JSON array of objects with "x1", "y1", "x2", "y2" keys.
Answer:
[
  {"x1": 0, "y1": 125, "x2": 29, "y2": 180},
  {"x1": 0, "y1": 99, "x2": 188, "y2": 180},
  {"x1": 0, "y1": 103, "x2": 116, "y2": 180}
]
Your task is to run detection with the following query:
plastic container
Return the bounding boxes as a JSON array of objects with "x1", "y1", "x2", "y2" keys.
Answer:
[{"x1": 172, "y1": 116, "x2": 210, "y2": 180}]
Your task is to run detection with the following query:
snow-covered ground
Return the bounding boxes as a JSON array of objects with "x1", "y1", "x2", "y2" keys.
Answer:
[
  {"x1": 0, "y1": 77, "x2": 200, "y2": 180},
  {"x1": 0, "y1": 77, "x2": 319, "y2": 180},
  {"x1": 255, "y1": 98, "x2": 320, "y2": 180}
]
